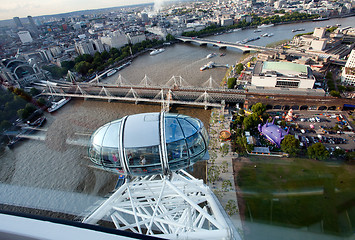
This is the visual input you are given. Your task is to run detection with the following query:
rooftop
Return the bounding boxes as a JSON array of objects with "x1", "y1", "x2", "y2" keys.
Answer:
[{"x1": 262, "y1": 61, "x2": 308, "y2": 75}]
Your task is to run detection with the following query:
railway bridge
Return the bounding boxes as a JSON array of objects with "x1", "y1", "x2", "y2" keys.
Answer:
[
  {"x1": 41, "y1": 75, "x2": 354, "y2": 112},
  {"x1": 42, "y1": 75, "x2": 246, "y2": 110}
]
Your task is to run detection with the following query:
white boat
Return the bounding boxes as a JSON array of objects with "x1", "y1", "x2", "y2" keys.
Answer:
[
  {"x1": 200, "y1": 61, "x2": 215, "y2": 71},
  {"x1": 257, "y1": 23, "x2": 274, "y2": 29},
  {"x1": 107, "y1": 69, "x2": 117, "y2": 77},
  {"x1": 48, "y1": 97, "x2": 71, "y2": 113},
  {"x1": 150, "y1": 48, "x2": 165, "y2": 56},
  {"x1": 233, "y1": 28, "x2": 242, "y2": 32},
  {"x1": 267, "y1": 33, "x2": 274, "y2": 37},
  {"x1": 292, "y1": 28, "x2": 305, "y2": 32},
  {"x1": 206, "y1": 53, "x2": 216, "y2": 59}
]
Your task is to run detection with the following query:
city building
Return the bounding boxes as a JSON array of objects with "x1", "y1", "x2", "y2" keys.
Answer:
[
  {"x1": 127, "y1": 32, "x2": 146, "y2": 45},
  {"x1": 27, "y1": 16, "x2": 39, "y2": 34},
  {"x1": 100, "y1": 30, "x2": 129, "y2": 49},
  {"x1": 74, "y1": 39, "x2": 104, "y2": 55},
  {"x1": 251, "y1": 61, "x2": 316, "y2": 89},
  {"x1": 341, "y1": 49, "x2": 355, "y2": 86},
  {"x1": 0, "y1": 58, "x2": 43, "y2": 87},
  {"x1": 18, "y1": 31, "x2": 33, "y2": 44},
  {"x1": 13, "y1": 17, "x2": 23, "y2": 29}
]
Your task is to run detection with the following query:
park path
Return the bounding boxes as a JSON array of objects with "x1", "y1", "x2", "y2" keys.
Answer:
[{"x1": 207, "y1": 107, "x2": 243, "y2": 239}]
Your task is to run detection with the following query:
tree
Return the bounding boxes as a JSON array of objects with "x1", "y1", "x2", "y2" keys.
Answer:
[
  {"x1": 227, "y1": 77, "x2": 236, "y2": 89},
  {"x1": 29, "y1": 87, "x2": 40, "y2": 96},
  {"x1": 75, "y1": 61, "x2": 91, "y2": 76},
  {"x1": 243, "y1": 113, "x2": 260, "y2": 130},
  {"x1": 307, "y1": 142, "x2": 329, "y2": 161},
  {"x1": 330, "y1": 90, "x2": 340, "y2": 98},
  {"x1": 165, "y1": 33, "x2": 175, "y2": 42},
  {"x1": 222, "y1": 180, "x2": 232, "y2": 192},
  {"x1": 281, "y1": 135, "x2": 300, "y2": 157},
  {"x1": 225, "y1": 200, "x2": 238, "y2": 216},
  {"x1": 208, "y1": 165, "x2": 221, "y2": 183},
  {"x1": 251, "y1": 102, "x2": 266, "y2": 116},
  {"x1": 61, "y1": 61, "x2": 75, "y2": 70}
]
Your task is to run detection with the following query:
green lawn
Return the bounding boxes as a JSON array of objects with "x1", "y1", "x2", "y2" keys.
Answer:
[{"x1": 237, "y1": 158, "x2": 355, "y2": 236}]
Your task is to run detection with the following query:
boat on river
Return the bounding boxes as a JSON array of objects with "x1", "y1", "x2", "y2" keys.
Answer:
[
  {"x1": 258, "y1": 23, "x2": 274, "y2": 29},
  {"x1": 313, "y1": 17, "x2": 329, "y2": 21},
  {"x1": 107, "y1": 69, "x2": 117, "y2": 77},
  {"x1": 292, "y1": 28, "x2": 305, "y2": 32},
  {"x1": 48, "y1": 97, "x2": 71, "y2": 113},
  {"x1": 150, "y1": 48, "x2": 165, "y2": 56},
  {"x1": 200, "y1": 61, "x2": 215, "y2": 71},
  {"x1": 28, "y1": 116, "x2": 46, "y2": 127},
  {"x1": 206, "y1": 53, "x2": 216, "y2": 59}
]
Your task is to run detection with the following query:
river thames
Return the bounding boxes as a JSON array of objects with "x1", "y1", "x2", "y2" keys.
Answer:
[{"x1": 0, "y1": 16, "x2": 354, "y2": 239}]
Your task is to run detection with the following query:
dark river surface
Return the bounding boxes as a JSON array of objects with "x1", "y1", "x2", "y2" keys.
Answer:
[{"x1": 0, "y1": 16, "x2": 354, "y2": 239}]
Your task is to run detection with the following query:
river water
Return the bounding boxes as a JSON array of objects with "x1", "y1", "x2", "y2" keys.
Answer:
[{"x1": 0, "y1": 16, "x2": 354, "y2": 237}]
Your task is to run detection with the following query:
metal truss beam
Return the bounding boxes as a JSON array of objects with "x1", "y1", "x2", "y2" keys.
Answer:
[{"x1": 82, "y1": 170, "x2": 238, "y2": 239}]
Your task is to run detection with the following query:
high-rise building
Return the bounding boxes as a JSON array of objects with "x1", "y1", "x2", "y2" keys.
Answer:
[
  {"x1": 341, "y1": 49, "x2": 355, "y2": 86},
  {"x1": 27, "y1": 16, "x2": 38, "y2": 30},
  {"x1": 13, "y1": 17, "x2": 23, "y2": 28},
  {"x1": 140, "y1": 12, "x2": 149, "y2": 23}
]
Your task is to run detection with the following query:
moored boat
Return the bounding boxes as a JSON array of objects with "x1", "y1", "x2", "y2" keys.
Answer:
[
  {"x1": 257, "y1": 23, "x2": 274, "y2": 29},
  {"x1": 150, "y1": 48, "x2": 165, "y2": 56},
  {"x1": 28, "y1": 116, "x2": 46, "y2": 127},
  {"x1": 200, "y1": 61, "x2": 215, "y2": 71},
  {"x1": 48, "y1": 97, "x2": 71, "y2": 113},
  {"x1": 107, "y1": 69, "x2": 117, "y2": 77}
]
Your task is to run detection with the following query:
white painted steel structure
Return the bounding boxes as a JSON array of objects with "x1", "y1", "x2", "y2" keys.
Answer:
[{"x1": 82, "y1": 170, "x2": 237, "y2": 240}]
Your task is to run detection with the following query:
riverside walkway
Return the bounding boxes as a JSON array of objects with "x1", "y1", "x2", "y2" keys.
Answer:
[{"x1": 207, "y1": 107, "x2": 243, "y2": 239}]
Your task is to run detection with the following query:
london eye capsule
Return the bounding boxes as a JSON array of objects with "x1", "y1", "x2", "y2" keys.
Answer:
[{"x1": 88, "y1": 112, "x2": 209, "y2": 176}]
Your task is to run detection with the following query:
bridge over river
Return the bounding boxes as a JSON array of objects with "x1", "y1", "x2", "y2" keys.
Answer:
[
  {"x1": 41, "y1": 75, "x2": 354, "y2": 112},
  {"x1": 42, "y1": 76, "x2": 246, "y2": 110},
  {"x1": 176, "y1": 36, "x2": 270, "y2": 52}
]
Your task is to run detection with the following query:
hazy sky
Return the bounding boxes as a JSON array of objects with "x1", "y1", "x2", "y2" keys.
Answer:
[{"x1": 0, "y1": 0, "x2": 155, "y2": 21}]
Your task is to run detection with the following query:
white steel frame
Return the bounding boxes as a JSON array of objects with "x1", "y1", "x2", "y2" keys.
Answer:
[{"x1": 82, "y1": 170, "x2": 234, "y2": 240}]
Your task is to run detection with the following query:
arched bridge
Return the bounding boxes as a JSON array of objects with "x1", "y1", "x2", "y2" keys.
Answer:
[{"x1": 176, "y1": 36, "x2": 268, "y2": 52}]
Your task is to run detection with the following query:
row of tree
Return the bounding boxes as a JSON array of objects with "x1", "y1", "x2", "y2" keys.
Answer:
[
  {"x1": 42, "y1": 34, "x2": 175, "y2": 79},
  {"x1": 42, "y1": 61, "x2": 75, "y2": 79},
  {"x1": 182, "y1": 12, "x2": 318, "y2": 37},
  {"x1": 0, "y1": 87, "x2": 47, "y2": 132},
  {"x1": 74, "y1": 35, "x2": 175, "y2": 77}
]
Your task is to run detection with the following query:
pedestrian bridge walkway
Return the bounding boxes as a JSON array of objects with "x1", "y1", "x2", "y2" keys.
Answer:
[{"x1": 42, "y1": 75, "x2": 247, "y2": 110}]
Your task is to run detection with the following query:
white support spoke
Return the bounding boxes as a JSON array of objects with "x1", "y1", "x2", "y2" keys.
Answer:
[
  {"x1": 82, "y1": 172, "x2": 235, "y2": 239},
  {"x1": 75, "y1": 85, "x2": 88, "y2": 95},
  {"x1": 98, "y1": 86, "x2": 112, "y2": 97},
  {"x1": 125, "y1": 87, "x2": 140, "y2": 99},
  {"x1": 139, "y1": 74, "x2": 154, "y2": 87},
  {"x1": 116, "y1": 74, "x2": 131, "y2": 86},
  {"x1": 127, "y1": 186, "x2": 142, "y2": 234}
]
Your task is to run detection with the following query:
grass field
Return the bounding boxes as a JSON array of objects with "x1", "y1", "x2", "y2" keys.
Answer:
[{"x1": 237, "y1": 157, "x2": 355, "y2": 236}]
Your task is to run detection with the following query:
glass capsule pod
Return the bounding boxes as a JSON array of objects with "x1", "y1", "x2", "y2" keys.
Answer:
[{"x1": 88, "y1": 112, "x2": 209, "y2": 176}]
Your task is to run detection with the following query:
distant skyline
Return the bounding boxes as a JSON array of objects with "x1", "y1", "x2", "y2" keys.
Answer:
[{"x1": 0, "y1": 0, "x2": 162, "y2": 21}]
